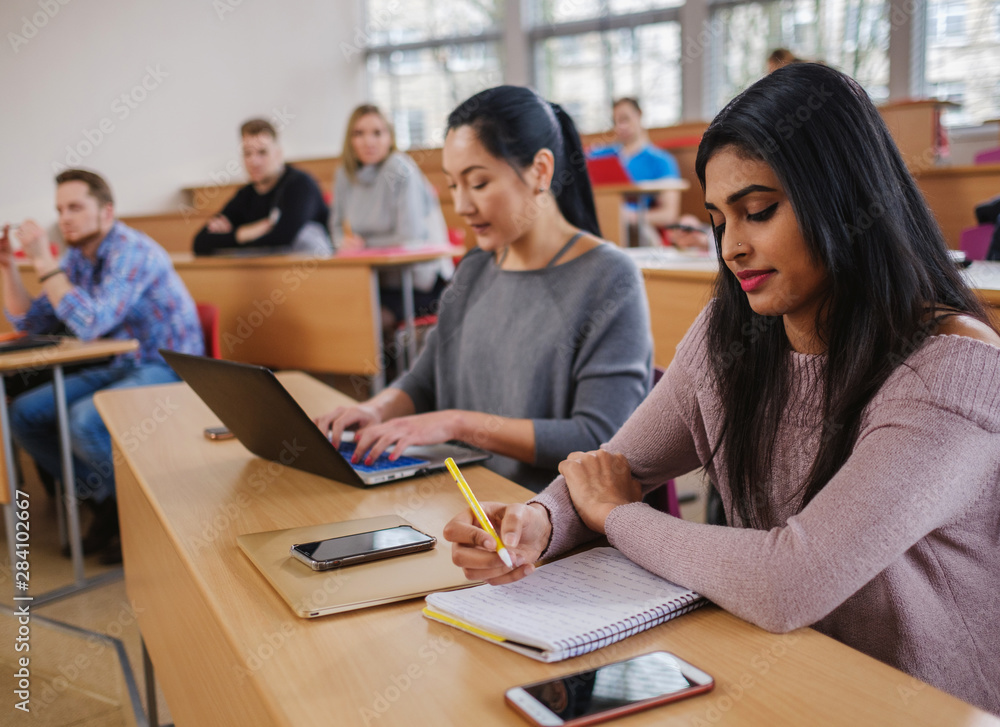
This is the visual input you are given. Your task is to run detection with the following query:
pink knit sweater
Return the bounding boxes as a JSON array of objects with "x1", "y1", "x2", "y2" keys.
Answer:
[{"x1": 531, "y1": 307, "x2": 1000, "y2": 714}]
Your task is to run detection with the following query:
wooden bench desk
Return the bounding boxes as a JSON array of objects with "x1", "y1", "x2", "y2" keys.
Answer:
[
  {"x1": 632, "y1": 253, "x2": 1000, "y2": 370},
  {"x1": 93, "y1": 374, "x2": 999, "y2": 727},
  {"x1": 172, "y1": 247, "x2": 459, "y2": 390}
]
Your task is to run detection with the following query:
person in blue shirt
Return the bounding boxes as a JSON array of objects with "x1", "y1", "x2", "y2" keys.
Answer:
[
  {"x1": 591, "y1": 98, "x2": 708, "y2": 250},
  {"x1": 0, "y1": 169, "x2": 205, "y2": 563}
]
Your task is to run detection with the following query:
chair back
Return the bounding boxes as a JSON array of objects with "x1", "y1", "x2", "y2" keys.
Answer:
[
  {"x1": 960, "y1": 224, "x2": 994, "y2": 261},
  {"x1": 642, "y1": 365, "x2": 682, "y2": 518},
  {"x1": 196, "y1": 303, "x2": 221, "y2": 359},
  {"x1": 973, "y1": 147, "x2": 1000, "y2": 165}
]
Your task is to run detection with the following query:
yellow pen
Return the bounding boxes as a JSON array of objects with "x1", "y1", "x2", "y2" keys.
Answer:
[{"x1": 444, "y1": 457, "x2": 514, "y2": 569}]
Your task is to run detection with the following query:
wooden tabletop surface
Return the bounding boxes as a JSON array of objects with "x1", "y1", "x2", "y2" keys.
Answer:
[
  {"x1": 594, "y1": 179, "x2": 691, "y2": 194},
  {"x1": 0, "y1": 338, "x2": 138, "y2": 373},
  {"x1": 170, "y1": 246, "x2": 461, "y2": 269},
  {"x1": 91, "y1": 373, "x2": 1000, "y2": 726}
]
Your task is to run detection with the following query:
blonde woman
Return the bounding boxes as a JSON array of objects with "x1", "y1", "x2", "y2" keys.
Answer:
[{"x1": 331, "y1": 105, "x2": 453, "y2": 325}]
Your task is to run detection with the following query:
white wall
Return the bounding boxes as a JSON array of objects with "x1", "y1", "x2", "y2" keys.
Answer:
[{"x1": 0, "y1": 0, "x2": 364, "y2": 227}]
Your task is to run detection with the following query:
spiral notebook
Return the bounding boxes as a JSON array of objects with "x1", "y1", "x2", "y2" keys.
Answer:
[{"x1": 422, "y1": 547, "x2": 705, "y2": 662}]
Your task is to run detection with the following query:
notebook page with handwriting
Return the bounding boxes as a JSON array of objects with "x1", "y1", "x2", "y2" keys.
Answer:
[{"x1": 423, "y1": 547, "x2": 704, "y2": 662}]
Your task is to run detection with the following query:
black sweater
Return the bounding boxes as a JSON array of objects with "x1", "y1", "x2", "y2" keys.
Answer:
[{"x1": 192, "y1": 165, "x2": 329, "y2": 255}]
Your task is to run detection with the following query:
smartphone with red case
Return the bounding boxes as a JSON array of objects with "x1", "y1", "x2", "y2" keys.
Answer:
[{"x1": 505, "y1": 651, "x2": 714, "y2": 727}]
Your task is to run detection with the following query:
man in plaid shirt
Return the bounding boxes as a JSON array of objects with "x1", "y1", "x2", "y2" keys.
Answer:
[{"x1": 1, "y1": 169, "x2": 204, "y2": 563}]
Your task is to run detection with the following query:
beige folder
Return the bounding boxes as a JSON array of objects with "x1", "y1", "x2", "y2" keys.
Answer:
[{"x1": 237, "y1": 514, "x2": 477, "y2": 618}]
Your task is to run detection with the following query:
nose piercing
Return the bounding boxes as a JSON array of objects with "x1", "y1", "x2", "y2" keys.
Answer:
[{"x1": 737, "y1": 242, "x2": 742, "y2": 247}]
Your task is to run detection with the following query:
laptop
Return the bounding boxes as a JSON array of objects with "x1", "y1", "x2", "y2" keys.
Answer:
[
  {"x1": 160, "y1": 350, "x2": 490, "y2": 486},
  {"x1": 586, "y1": 154, "x2": 632, "y2": 185},
  {"x1": 0, "y1": 333, "x2": 63, "y2": 353}
]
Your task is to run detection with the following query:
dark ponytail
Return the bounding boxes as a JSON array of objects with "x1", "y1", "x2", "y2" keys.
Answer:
[{"x1": 446, "y1": 86, "x2": 601, "y2": 237}]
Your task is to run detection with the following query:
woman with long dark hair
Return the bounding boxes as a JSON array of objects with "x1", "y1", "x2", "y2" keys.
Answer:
[
  {"x1": 316, "y1": 86, "x2": 652, "y2": 492},
  {"x1": 445, "y1": 64, "x2": 1000, "y2": 713}
]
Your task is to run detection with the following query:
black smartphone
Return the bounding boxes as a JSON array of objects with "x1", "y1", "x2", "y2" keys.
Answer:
[
  {"x1": 289, "y1": 525, "x2": 436, "y2": 571},
  {"x1": 505, "y1": 651, "x2": 714, "y2": 727}
]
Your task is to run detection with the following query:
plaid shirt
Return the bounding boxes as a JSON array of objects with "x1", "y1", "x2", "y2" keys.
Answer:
[{"x1": 8, "y1": 221, "x2": 204, "y2": 366}]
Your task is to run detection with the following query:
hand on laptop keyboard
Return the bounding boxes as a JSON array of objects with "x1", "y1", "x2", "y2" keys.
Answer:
[{"x1": 337, "y1": 442, "x2": 428, "y2": 473}]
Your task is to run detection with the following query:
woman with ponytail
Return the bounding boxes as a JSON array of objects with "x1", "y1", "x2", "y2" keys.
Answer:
[
  {"x1": 316, "y1": 86, "x2": 652, "y2": 492},
  {"x1": 445, "y1": 65, "x2": 1000, "y2": 714}
]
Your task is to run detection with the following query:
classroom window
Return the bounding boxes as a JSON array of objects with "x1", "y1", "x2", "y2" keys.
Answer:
[
  {"x1": 367, "y1": 43, "x2": 502, "y2": 148},
  {"x1": 532, "y1": 0, "x2": 683, "y2": 25},
  {"x1": 364, "y1": 0, "x2": 501, "y2": 44},
  {"x1": 708, "y1": 0, "x2": 889, "y2": 113},
  {"x1": 927, "y1": 0, "x2": 968, "y2": 44},
  {"x1": 925, "y1": 0, "x2": 1000, "y2": 127},
  {"x1": 363, "y1": 0, "x2": 502, "y2": 148},
  {"x1": 529, "y1": 2, "x2": 682, "y2": 134}
]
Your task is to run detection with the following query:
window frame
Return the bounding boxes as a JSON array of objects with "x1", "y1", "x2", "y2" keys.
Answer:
[{"x1": 360, "y1": 0, "x2": 997, "y2": 135}]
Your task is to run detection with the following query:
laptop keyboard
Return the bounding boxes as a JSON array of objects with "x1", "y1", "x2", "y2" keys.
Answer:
[{"x1": 338, "y1": 442, "x2": 429, "y2": 473}]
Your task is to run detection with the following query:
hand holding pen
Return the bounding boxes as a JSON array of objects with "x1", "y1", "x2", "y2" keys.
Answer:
[{"x1": 442, "y1": 458, "x2": 553, "y2": 586}]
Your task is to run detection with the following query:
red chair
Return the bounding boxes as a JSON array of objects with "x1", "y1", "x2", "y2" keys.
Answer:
[
  {"x1": 196, "y1": 303, "x2": 221, "y2": 359},
  {"x1": 643, "y1": 366, "x2": 682, "y2": 518}
]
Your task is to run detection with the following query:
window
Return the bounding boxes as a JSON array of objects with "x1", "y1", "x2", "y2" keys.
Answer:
[
  {"x1": 365, "y1": 0, "x2": 500, "y2": 45},
  {"x1": 532, "y1": 0, "x2": 683, "y2": 25},
  {"x1": 361, "y1": 0, "x2": 1000, "y2": 143},
  {"x1": 364, "y1": 0, "x2": 503, "y2": 148},
  {"x1": 925, "y1": 0, "x2": 1000, "y2": 127},
  {"x1": 530, "y1": 2, "x2": 682, "y2": 134},
  {"x1": 927, "y1": 1, "x2": 968, "y2": 44},
  {"x1": 709, "y1": 0, "x2": 890, "y2": 114}
]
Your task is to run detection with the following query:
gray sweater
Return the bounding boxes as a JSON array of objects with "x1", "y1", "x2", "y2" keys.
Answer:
[
  {"x1": 330, "y1": 151, "x2": 452, "y2": 291},
  {"x1": 394, "y1": 244, "x2": 653, "y2": 491}
]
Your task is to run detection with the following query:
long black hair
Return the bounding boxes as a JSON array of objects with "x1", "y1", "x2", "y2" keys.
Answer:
[
  {"x1": 695, "y1": 63, "x2": 992, "y2": 529},
  {"x1": 446, "y1": 85, "x2": 601, "y2": 237}
]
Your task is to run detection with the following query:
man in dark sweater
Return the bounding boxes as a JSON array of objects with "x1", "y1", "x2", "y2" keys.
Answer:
[{"x1": 193, "y1": 118, "x2": 331, "y2": 256}]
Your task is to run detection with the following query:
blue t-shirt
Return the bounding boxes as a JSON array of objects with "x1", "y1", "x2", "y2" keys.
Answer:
[{"x1": 590, "y1": 143, "x2": 680, "y2": 182}]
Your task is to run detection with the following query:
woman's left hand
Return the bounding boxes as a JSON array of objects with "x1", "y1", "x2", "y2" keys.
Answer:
[
  {"x1": 351, "y1": 410, "x2": 464, "y2": 465},
  {"x1": 559, "y1": 449, "x2": 642, "y2": 534}
]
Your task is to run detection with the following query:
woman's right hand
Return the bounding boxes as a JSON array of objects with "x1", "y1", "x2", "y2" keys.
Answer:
[
  {"x1": 314, "y1": 403, "x2": 383, "y2": 446},
  {"x1": 339, "y1": 235, "x2": 366, "y2": 251},
  {"x1": 443, "y1": 501, "x2": 552, "y2": 585}
]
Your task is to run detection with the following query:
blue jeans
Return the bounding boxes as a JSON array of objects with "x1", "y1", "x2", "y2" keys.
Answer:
[{"x1": 9, "y1": 363, "x2": 179, "y2": 503}]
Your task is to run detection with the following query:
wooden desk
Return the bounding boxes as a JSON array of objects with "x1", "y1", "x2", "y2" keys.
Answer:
[
  {"x1": 93, "y1": 374, "x2": 997, "y2": 726},
  {"x1": 914, "y1": 163, "x2": 1000, "y2": 249},
  {"x1": 120, "y1": 210, "x2": 214, "y2": 254},
  {"x1": 0, "y1": 338, "x2": 137, "y2": 598},
  {"x1": 171, "y1": 247, "x2": 459, "y2": 389},
  {"x1": 634, "y1": 256, "x2": 1000, "y2": 370},
  {"x1": 594, "y1": 179, "x2": 692, "y2": 247}
]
